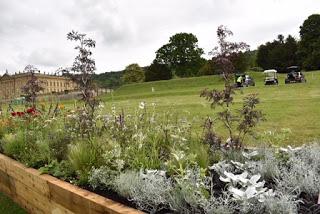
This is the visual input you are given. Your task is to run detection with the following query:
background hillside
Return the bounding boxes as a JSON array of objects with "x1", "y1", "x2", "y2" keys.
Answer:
[{"x1": 101, "y1": 71, "x2": 320, "y2": 146}]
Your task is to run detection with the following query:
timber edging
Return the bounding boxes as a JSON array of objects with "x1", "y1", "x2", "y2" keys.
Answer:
[{"x1": 0, "y1": 153, "x2": 144, "y2": 214}]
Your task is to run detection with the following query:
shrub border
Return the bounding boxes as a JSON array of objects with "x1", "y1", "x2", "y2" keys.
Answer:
[{"x1": 0, "y1": 154, "x2": 143, "y2": 214}]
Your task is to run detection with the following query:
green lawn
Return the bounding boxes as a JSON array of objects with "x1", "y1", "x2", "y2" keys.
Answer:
[
  {"x1": 0, "y1": 192, "x2": 26, "y2": 214},
  {"x1": 101, "y1": 71, "x2": 320, "y2": 146},
  {"x1": 0, "y1": 71, "x2": 318, "y2": 212}
]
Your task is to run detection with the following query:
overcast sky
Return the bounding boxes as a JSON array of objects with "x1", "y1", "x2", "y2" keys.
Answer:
[{"x1": 0, "y1": 0, "x2": 319, "y2": 75}]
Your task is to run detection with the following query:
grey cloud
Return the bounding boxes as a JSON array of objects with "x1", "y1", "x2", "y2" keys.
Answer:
[
  {"x1": 21, "y1": 48, "x2": 71, "y2": 68},
  {"x1": 1, "y1": 0, "x2": 320, "y2": 74}
]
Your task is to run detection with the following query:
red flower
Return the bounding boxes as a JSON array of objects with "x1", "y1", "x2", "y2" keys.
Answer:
[
  {"x1": 11, "y1": 112, "x2": 17, "y2": 117},
  {"x1": 26, "y1": 108, "x2": 36, "y2": 114},
  {"x1": 17, "y1": 112, "x2": 25, "y2": 117}
]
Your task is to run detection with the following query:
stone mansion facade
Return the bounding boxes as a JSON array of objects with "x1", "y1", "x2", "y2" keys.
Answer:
[{"x1": 0, "y1": 71, "x2": 78, "y2": 100}]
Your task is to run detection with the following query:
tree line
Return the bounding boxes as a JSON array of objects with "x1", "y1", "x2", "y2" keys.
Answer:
[
  {"x1": 119, "y1": 32, "x2": 254, "y2": 84},
  {"x1": 95, "y1": 14, "x2": 320, "y2": 87},
  {"x1": 257, "y1": 14, "x2": 320, "y2": 72}
]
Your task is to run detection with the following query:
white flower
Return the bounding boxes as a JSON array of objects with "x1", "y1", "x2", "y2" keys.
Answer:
[
  {"x1": 111, "y1": 105, "x2": 116, "y2": 114},
  {"x1": 116, "y1": 159, "x2": 125, "y2": 170},
  {"x1": 242, "y1": 151, "x2": 259, "y2": 159},
  {"x1": 172, "y1": 151, "x2": 185, "y2": 161},
  {"x1": 220, "y1": 171, "x2": 249, "y2": 184},
  {"x1": 279, "y1": 145, "x2": 304, "y2": 153},
  {"x1": 139, "y1": 101, "x2": 146, "y2": 109},
  {"x1": 231, "y1": 160, "x2": 244, "y2": 169},
  {"x1": 249, "y1": 174, "x2": 261, "y2": 184}
]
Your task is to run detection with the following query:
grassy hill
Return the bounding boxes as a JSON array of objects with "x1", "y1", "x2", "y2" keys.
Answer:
[{"x1": 101, "y1": 71, "x2": 320, "y2": 146}]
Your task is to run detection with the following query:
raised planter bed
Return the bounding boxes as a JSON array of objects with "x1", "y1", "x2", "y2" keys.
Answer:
[{"x1": 0, "y1": 154, "x2": 143, "y2": 214}]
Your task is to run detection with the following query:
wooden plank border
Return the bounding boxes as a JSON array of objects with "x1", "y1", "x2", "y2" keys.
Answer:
[{"x1": 0, "y1": 154, "x2": 143, "y2": 214}]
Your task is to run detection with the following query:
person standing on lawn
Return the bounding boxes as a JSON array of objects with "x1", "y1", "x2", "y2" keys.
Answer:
[{"x1": 237, "y1": 75, "x2": 243, "y2": 87}]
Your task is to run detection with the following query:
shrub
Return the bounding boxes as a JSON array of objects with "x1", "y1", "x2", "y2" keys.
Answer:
[
  {"x1": 188, "y1": 140, "x2": 210, "y2": 169},
  {"x1": 89, "y1": 141, "x2": 125, "y2": 189},
  {"x1": 122, "y1": 63, "x2": 145, "y2": 84},
  {"x1": 168, "y1": 167, "x2": 209, "y2": 213},
  {"x1": 253, "y1": 149, "x2": 281, "y2": 182},
  {"x1": 198, "y1": 60, "x2": 217, "y2": 76},
  {"x1": 145, "y1": 61, "x2": 172, "y2": 82},
  {"x1": 258, "y1": 193, "x2": 298, "y2": 214},
  {"x1": 2, "y1": 130, "x2": 50, "y2": 168},
  {"x1": 113, "y1": 170, "x2": 172, "y2": 213},
  {"x1": 89, "y1": 166, "x2": 119, "y2": 190},
  {"x1": 2, "y1": 132, "x2": 26, "y2": 160},
  {"x1": 47, "y1": 130, "x2": 71, "y2": 161},
  {"x1": 39, "y1": 160, "x2": 76, "y2": 181},
  {"x1": 0, "y1": 118, "x2": 15, "y2": 142},
  {"x1": 276, "y1": 144, "x2": 320, "y2": 197},
  {"x1": 68, "y1": 139, "x2": 105, "y2": 184},
  {"x1": 203, "y1": 193, "x2": 237, "y2": 214}
]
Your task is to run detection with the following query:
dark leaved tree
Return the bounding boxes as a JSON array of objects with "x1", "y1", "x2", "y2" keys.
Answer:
[
  {"x1": 257, "y1": 34, "x2": 299, "y2": 72},
  {"x1": 208, "y1": 25, "x2": 249, "y2": 102},
  {"x1": 155, "y1": 33, "x2": 204, "y2": 77},
  {"x1": 198, "y1": 59, "x2": 217, "y2": 76},
  {"x1": 201, "y1": 26, "x2": 263, "y2": 149},
  {"x1": 298, "y1": 14, "x2": 320, "y2": 70},
  {"x1": 21, "y1": 65, "x2": 44, "y2": 108},
  {"x1": 145, "y1": 61, "x2": 172, "y2": 81}
]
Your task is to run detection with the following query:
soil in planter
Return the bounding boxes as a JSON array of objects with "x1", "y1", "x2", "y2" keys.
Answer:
[
  {"x1": 83, "y1": 186, "x2": 135, "y2": 209},
  {"x1": 298, "y1": 193, "x2": 320, "y2": 214},
  {"x1": 83, "y1": 186, "x2": 175, "y2": 214}
]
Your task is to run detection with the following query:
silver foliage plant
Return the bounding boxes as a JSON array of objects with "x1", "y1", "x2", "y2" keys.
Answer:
[
  {"x1": 86, "y1": 101, "x2": 320, "y2": 213},
  {"x1": 89, "y1": 144, "x2": 319, "y2": 213},
  {"x1": 211, "y1": 150, "x2": 299, "y2": 213},
  {"x1": 276, "y1": 143, "x2": 320, "y2": 197},
  {"x1": 113, "y1": 170, "x2": 172, "y2": 213},
  {"x1": 112, "y1": 168, "x2": 240, "y2": 214}
]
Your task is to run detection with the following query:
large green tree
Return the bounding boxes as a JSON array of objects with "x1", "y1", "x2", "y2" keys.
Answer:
[
  {"x1": 145, "y1": 61, "x2": 172, "y2": 82},
  {"x1": 256, "y1": 34, "x2": 298, "y2": 72},
  {"x1": 155, "y1": 33, "x2": 204, "y2": 77},
  {"x1": 230, "y1": 51, "x2": 251, "y2": 72},
  {"x1": 122, "y1": 63, "x2": 145, "y2": 83},
  {"x1": 198, "y1": 59, "x2": 217, "y2": 76},
  {"x1": 298, "y1": 14, "x2": 320, "y2": 70},
  {"x1": 93, "y1": 71, "x2": 123, "y2": 89}
]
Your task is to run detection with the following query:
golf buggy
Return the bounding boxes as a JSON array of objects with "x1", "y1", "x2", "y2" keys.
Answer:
[
  {"x1": 285, "y1": 66, "x2": 306, "y2": 84},
  {"x1": 244, "y1": 74, "x2": 255, "y2": 87},
  {"x1": 263, "y1": 69, "x2": 278, "y2": 85},
  {"x1": 234, "y1": 73, "x2": 255, "y2": 88}
]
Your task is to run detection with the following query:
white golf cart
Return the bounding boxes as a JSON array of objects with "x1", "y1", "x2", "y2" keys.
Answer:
[{"x1": 263, "y1": 69, "x2": 278, "y2": 85}]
